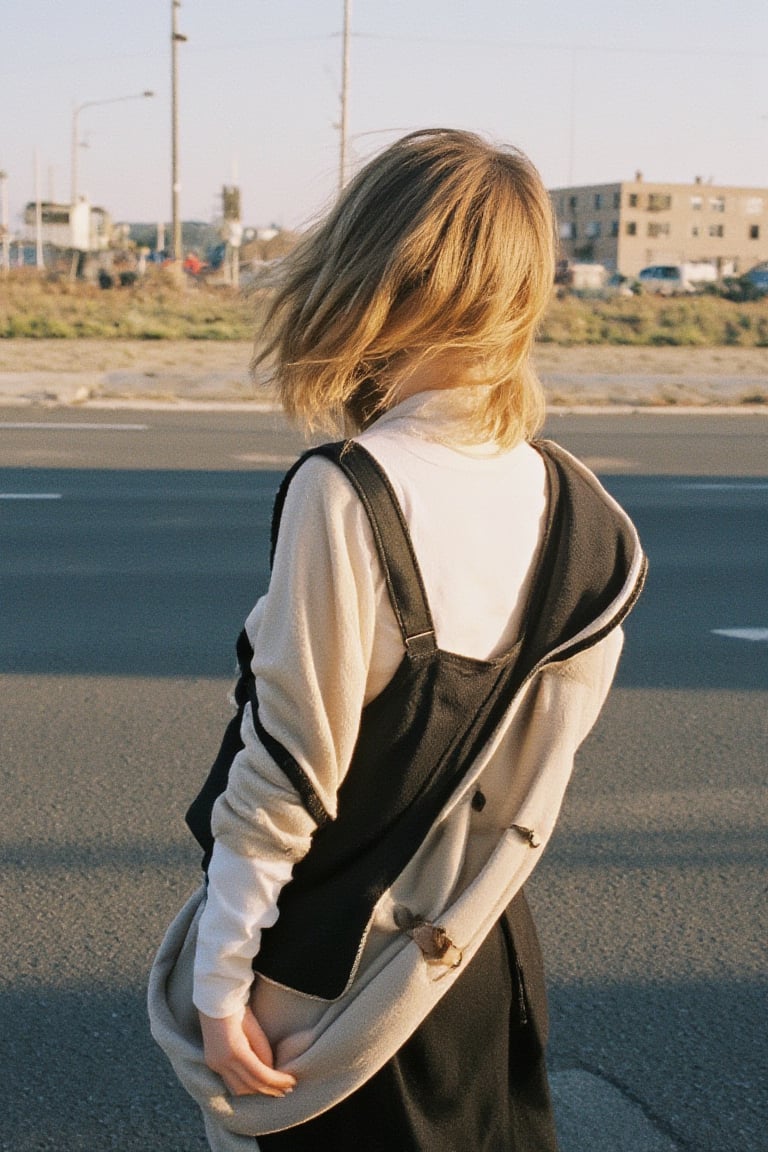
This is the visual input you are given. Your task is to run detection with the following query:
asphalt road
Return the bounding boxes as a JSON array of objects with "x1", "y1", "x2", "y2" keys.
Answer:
[{"x1": 1, "y1": 408, "x2": 766, "y2": 1152}]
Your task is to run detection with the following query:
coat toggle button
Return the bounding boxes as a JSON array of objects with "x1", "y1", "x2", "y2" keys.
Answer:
[
  {"x1": 393, "y1": 905, "x2": 463, "y2": 969},
  {"x1": 511, "y1": 823, "x2": 542, "y2": 848}
]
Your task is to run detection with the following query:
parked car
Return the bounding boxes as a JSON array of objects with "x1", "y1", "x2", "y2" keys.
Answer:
[
  {"x1": 720, "y1": 265, "x2": 768, "y2": 301},
  {"x1": 637, "y1": 263, "x2": 718, "y2": 294},
  {"x1": 744, "y1": 263, "x2": 768, "y2": 294}
]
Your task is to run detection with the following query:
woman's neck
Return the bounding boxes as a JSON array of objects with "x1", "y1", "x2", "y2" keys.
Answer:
[{"x1": 387, "y1": 350, "x2": 486, "y2": 405}]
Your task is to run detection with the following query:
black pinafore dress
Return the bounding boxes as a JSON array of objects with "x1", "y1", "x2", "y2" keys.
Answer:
[{"x1": 188, "y1": 441, "x2": 561, "y2": 1152}]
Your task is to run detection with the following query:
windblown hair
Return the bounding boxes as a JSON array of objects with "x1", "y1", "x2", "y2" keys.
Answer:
[{"x1": 253, "y1": 129, "x2": 555, "y2": 447}]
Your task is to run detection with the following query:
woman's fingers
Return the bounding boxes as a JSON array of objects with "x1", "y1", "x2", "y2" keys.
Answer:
[
  {"x1": 199, "y1": 1008, "x2": 297, "y2": 1097},
  {"x1": 224, "y1": 1065, "x2": 290, "y2": 1098},
  {"x1": 241, "y1": 1005, "x2": 279, "y2": 1069},
  {"x1": 215, "y1": 1047, "x2": 293, "y2": 1098}
]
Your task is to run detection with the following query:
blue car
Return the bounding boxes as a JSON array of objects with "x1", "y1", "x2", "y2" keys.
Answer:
[{"x1": 744, "y1": 264, "x2": 768, "y2": 294}]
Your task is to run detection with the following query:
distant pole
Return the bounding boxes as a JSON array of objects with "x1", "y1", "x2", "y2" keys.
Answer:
[
  {"x1": 567, "y1": 49, "x2": 577, "y2": 186},
  {"x1": 34, "y1": 149, "x2": 44, "y2": 269},
  {"x1": 171, "y1": 0, "x2": 187, "y2": 263},
  {"x1": 0, "y1": 170, "x2": 9, "y2": 274},
  {"x1": 339, "y1": 0, "x2": 351, "y2": 192},
  {"x1": 231, "y1": 162, "x2": 240, "y2": 289},
  {"x1": 71, "y1": 107, "x2": 80, "y2": 206}
]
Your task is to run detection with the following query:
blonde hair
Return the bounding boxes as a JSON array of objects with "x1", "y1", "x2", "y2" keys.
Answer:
[{"x1": 253, "y1": 129, "x2": 555, "y2": 447}]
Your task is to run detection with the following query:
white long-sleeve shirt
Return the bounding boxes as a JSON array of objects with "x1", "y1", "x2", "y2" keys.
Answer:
[{"x1": 193, "y1": 390, "x2": 548, "y2": 1017}]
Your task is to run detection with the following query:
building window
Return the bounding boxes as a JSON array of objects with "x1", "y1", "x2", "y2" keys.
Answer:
[
  {"x1": 648, "y1": 193, "x2": 672, "y2": 211},
  {"x1": 709, "y1": 197, "x2": 726, "y2": 212},
  {"x1": 709, "y1": 223, "x2": 724, "y2": 237},
  {"x1": 568, "y1": 195, "x2": 578, "y2": 210},
  {"x1": 586, "y1": 221, "x2": 602, "y2": 238},
  {"x1": 749, "y1": 224, "x2": 760, "y2": 240},
  {"x1": 628, "y1": 193, "x2": 639, "y2": 208},
  {"x1": 559, "y1": 221, "x2": 576, "y2": 239},
  {"x1": 690, "y1": 195, "x2": 703, "y2": 210},
  {"x1": 35, "y1": 205, "x2": 72, "y2": 226},
  {"x1": 648, "y1": 222, "x2": 671, "y2": 237},
  {"x1": 594, "y1": 193, "x2": 603, "y2": 209},
  {"x1": 744, "y1": 197, "x2": 764, "y2": 215},
  {"x1": 613, "y1": 191, "x2": 620, "y2": 209},
  {"x1": 626, "y1": 221, "x2": 637, "y2": 236},
  {"x1": 691, "y1": 225, "x2": 700, "y2": 238},
  {"x1": 610, "y1": 220, "x2": 619, "y2": 237}
]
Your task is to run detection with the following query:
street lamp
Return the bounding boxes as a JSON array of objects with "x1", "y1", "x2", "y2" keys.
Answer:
[{"x1": 70, "y1": 90, "x2": 155, "y2": 207}]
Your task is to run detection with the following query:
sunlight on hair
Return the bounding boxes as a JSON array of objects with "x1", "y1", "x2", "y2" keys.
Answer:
[{"x1": 252, "y1": 129, "x2": 556, "y2": 449}]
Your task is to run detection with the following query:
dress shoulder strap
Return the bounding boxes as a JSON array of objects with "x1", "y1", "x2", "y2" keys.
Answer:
[{"x1": 271, "y1": 440, "x2": 436, "y2": 655}]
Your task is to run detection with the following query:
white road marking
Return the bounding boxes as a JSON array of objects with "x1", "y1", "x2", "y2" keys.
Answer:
[
  {"x1": 581, "y1": 456, "x2": 640, "y2": 471},
  {"x1": 712, "y1": 628, "x2": 768, "y2": 642},
  {"x1": 0, "y1": 422, "x2": 147, "y2": 431},
  {"x1": 0, "y1": 493, "x2": 62, "y2": 500},
  {"x1": 676, "y1": 482, "x2": 768, "y2": 491},
  {"x1": 233, "y1": 453, "x2": 299, "y2": 467}
]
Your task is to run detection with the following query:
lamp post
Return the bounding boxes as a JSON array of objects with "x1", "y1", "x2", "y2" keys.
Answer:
[
  {"x1": 171, "y1": 0, "x2": 187, "y2": 264},
  {"x1": 70, "y1": 91, "x2": 155, "y2": 207}
]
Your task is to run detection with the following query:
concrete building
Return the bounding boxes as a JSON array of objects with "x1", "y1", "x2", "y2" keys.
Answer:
[{"x1": 550, "y1": 175, "x2": 768, "y2": 278}]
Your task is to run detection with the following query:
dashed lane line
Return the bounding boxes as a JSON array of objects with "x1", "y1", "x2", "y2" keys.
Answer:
[
  {"x1": 0, "y1": 422, "x2": 148, "y2": 431},
  {"x1": 712, "y1": 628, "x2": 768, "y2": 642},
  {"x1": 675, "y1": 482, "x2": 768, "y2": 490},
  {"x1": 0, "y1": 493, "x2": 62, "y2": 500}
]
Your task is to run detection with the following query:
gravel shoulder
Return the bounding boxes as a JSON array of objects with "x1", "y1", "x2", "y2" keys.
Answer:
[{"x1": 0, "y1": 339, "x2": 766, "y2": 408}]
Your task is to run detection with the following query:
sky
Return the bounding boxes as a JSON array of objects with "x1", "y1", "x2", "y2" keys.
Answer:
[{"x1": 2, "y1": 0, "x2": 768, "y2": 235}]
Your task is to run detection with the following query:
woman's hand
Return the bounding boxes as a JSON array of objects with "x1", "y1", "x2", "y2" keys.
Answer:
[{"x1": 199, "y1": 1005, "x2": 297, "y2": 1098}]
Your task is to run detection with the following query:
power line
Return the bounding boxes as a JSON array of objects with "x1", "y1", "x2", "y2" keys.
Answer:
[
  {"x1": 342, "y1": 33, "x2": 768, "y2": 61},
  {"x1": 5, "y1": 35, "x2": 765, "y2": 78}
]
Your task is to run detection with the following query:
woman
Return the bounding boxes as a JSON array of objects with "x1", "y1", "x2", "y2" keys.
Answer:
[{"x1": 149, "y1": 129, "x2": 645, "y2": 1151}]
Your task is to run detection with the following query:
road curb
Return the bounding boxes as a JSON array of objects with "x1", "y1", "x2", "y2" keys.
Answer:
[{"x1": 0, "y1": 366, "x2": 766, "y2": 413}]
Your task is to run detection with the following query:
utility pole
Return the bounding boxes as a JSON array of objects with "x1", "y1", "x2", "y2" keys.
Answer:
[
  {"x1": 171, "y1": 0, "x2": 187, "y2": 264},
  {"x1": 0, "y1": 170, "x2": 9, "y2": 275},
  {"x1": 339, "y1": 0, "x2": 351, "y2": 193},
  {"x1": 567, "y1": 49, "x2": 577, "y2": 186}
]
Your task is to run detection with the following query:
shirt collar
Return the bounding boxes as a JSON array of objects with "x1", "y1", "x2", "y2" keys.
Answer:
[{"x1": 363, "y1": 388, "x2": 505, "y2": 457}]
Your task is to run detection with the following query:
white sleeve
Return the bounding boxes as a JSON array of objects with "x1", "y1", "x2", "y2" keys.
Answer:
[
  {"x1": 193, "y1": 457, "x2": 385, "y2": 1016},
  {"x1": 193, "y1": 842, "x2": 293, "y2": 1017}
]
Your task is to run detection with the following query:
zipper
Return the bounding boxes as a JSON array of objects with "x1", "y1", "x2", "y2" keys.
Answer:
[{"x1": 513, "y1": 952, "x2": 528, "y2": 1026}]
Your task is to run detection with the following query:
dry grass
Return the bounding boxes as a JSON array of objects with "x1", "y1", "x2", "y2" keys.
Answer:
[
  {"x1": 0, "y1": 269, "x2": 261, "y2": 341},
  {"x1": 539, "y1": 291, "x2": 768, "y2": 348},
  {"x1": 0, "y1": 274, "x2": 766, "y2": 409}
]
